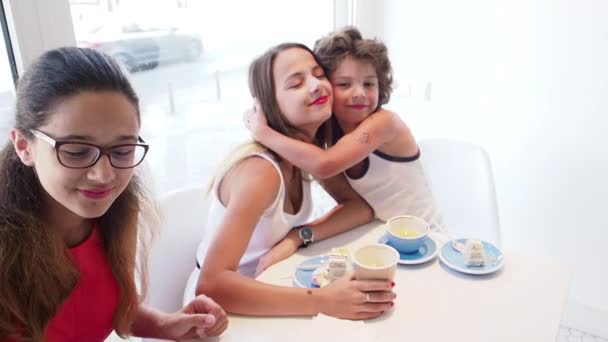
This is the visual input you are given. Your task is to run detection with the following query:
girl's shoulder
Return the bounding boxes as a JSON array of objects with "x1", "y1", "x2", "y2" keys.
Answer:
[
  {"x1": 355, "y1": 108, "x2": 404, "y2": 134},
  {"x1": 223, "y1": 153, "x2": 283, "y2": 196},
  {"x1": 238, "y1": 151, "x2": 282, "y2": 178},
  {"x1": 372, "y1": 107, "x2": 404, "y2": 125},
  {"x1": 215, "y1": 152, "x2": 284, "y2": 214},
  {"x1": 370, "y1": 109, "x2": 418, "y2": 156}
]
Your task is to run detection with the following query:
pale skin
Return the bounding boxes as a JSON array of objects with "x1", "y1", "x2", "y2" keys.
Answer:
[
  {"x1": 244, "y1": 56, "x2": 419, "y2": 180},
  {"x1": 10, "y1": 91, "x2": 228, "y2": 340},
  {"x1": 196, "y1": 47, "x2": 396, "y2": 320},
  {"x1": 197, "y1": 155, "x2": 396, "y2": 320}
]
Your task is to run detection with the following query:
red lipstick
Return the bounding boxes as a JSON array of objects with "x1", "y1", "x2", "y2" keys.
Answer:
[
  {"x1": 311, "y1": 96, "x2": 329, "y2": 106},
  {"x1": 80, "y1": 188, "x2": 113, "y2": 199}
]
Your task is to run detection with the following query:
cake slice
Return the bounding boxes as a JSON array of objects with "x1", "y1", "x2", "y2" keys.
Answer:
[
  {"x1": 464, "y1": 239, "x2": 486, "y2": 266},
  {"x1": 311, "y1": 248, "x2": 351, "y2": 287},
  {"x1": 311, "y1": 266, "x2": 331, "y2": 287}
]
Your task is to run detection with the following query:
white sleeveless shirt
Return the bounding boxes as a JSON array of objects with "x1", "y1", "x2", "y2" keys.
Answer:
[
  {"x1": 183, "y1": 152, "x2": 312, "y2": 304},
  {"x1": 346, "y1": 149, "x2": 445, "y2": 232}
]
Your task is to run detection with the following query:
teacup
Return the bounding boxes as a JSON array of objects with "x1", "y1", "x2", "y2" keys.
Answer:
[
  {"x1": 386, "y1": 215, "x2": 429, "y2": 253},
  {"x1": 352, "y1": 243, "x2": 400, "y2": 281}
]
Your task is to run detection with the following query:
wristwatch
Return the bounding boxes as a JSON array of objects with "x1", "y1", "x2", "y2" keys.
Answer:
[{"x1": 298, "y1": 225, "x2": 314, "y2": 248}]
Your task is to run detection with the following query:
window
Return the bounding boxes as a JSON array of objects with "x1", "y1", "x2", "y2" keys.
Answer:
[
  {"x1": 4, "y1": 0, "x2": 348, "y2": 194},
  {"x1": 69, "y1": 0, "x2": 336, "y2": 193}
]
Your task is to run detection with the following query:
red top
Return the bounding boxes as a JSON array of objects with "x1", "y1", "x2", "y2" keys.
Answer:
[
  {"x1": 5, "y1": 225, "x2": 120, "y2": 342},
  {"x1": 47, "y1": 225, "x2": 120, "y2": 342}
]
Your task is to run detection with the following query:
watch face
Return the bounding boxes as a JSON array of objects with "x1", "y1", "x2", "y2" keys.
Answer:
[{"x1": 300, "y1": 227, "x2": 313, "y2": 240}]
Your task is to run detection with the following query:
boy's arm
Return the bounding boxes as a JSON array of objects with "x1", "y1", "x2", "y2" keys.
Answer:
[
  {"x1": 306, "y1": 173, "x2": 374, "y2": 241},
  {"x1": 280, "y1": 172, "x2": 375, "y2": 248},
  {"x1": 246, "y1": 107, "x2": 399, "y2": 179},
  {"x1": 255, "y1": 173, "x2": 374, "y2": 275}
]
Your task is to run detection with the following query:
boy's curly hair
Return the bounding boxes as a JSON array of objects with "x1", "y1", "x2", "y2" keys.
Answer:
[{"x1": 314, "y1": 26, "x2": 393, "y2": 109}]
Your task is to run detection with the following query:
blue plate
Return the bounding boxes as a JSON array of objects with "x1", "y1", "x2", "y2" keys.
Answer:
[
  {"x1": 293, "y1": 255, "x2": 330, "y2": 288},
  {"x1": 439, "y1": 239, "x2": 505, "y2": 275},
  {"x1": 379, "y1": 235, "x2": 438, "y2": 264}
]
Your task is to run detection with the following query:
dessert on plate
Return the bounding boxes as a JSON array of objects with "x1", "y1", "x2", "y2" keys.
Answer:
[
  {"x1": 311, "y1": 247, "x2": 351, "y2": 287},
  {"x1": 463, "y1": 239, "x2": 486, "y2": 266}
]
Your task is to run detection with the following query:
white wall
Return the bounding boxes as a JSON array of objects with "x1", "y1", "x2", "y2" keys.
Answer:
[{"x1": 375, "y1": 0, "x2": 608, "y2": 315}]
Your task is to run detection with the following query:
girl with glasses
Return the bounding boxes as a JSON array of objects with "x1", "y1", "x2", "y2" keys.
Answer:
[
  {"x1": 184, "y1": 43, "x2": 395, "y2": 320},
  {"x1": 0, "y1": 47, "x2": 227, "y2": 342}
]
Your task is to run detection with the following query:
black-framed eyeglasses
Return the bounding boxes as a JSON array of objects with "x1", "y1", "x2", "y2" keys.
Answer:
[{"x1": 30, "y1": 129, "x2": 149, "y2": 169}]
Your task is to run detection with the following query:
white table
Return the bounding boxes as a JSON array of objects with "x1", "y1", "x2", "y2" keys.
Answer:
[{"x1": 211, "y1": 220, "x2": 572, "y2": 342}]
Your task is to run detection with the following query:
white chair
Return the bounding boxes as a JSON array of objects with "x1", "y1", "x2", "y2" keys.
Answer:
[
  {"x1": 418, "y1": 139, "x2": 502, "y2": 246},
  {"x1": 143, "y1": 185, "x2": 209, "y2": 342},
  {"x1": 105, "y1": 186, "x2": 208, "y2": 342}
]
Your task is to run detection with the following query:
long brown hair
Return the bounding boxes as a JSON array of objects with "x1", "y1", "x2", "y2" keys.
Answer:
[
  {"x1": 210, "y1": 43, "x2": 330, "y2": 189},
  {"x1": 0, "y1": 47, "x2": 156, "y2": 341}
]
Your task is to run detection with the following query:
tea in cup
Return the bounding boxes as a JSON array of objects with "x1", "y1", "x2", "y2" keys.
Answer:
[
  {"x1": 352, "y1": 243, "x2": 400, "y2": 281},
  {"x1": 386, "y1": 215, "x2": 429, "y2": 253}
]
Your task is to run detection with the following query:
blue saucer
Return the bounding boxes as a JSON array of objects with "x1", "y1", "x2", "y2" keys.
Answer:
[
  {"x1": 293, "y1": 255, "x2": 329, "y2": 288},
  {"x1": 439, "y1": 239, "x2": 505, "y2": 275},
  {"x1": 379, "y1": 235, "x2": 438, "y2": 265}
]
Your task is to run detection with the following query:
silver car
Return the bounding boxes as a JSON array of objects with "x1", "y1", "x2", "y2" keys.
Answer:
[{"x1": 79, "y1": 18, "x2": 203, "y2": 72}]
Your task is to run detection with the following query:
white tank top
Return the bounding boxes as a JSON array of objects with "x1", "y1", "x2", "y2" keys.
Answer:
[
  {"x1": 183, "y1": 152, "x2": 312, "y2": 304},
  {"x1": 346, "y1": 149, "x2": 445, "y2": 232}
]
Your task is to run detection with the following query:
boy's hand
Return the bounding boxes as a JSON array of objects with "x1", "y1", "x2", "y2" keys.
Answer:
[{"x1": 243, "y1": 97, "x2": 269, "y2": 140}]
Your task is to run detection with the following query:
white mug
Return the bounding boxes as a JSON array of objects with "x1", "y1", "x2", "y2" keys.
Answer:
[{"x1": 352, "y1": 243, "x2": 400, "y2": 281}]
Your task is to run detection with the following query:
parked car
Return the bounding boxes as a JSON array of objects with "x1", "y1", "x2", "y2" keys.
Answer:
[{"x1": 78, "y1": 18, "x2": 203, "y2": 72}]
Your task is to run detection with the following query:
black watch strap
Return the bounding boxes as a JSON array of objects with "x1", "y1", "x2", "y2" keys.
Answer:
[{"x1": 298, "y1": 225, "x2": 314, "y2": 247}]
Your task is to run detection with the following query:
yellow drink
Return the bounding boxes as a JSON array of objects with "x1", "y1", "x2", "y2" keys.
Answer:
[
  {"x1": 393, "y1": 226, "x2": 420, "y2": 238},
  {"x1": 359, "y1": 256, "x2": 386, "y2": 267}
]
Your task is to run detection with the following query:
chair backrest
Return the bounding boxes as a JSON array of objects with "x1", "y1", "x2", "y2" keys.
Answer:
[
  {"x1": 145, "y1": 185, "x2": 208, "y2": 314},
  {"x1": 418, "y1": 139, "x2": 502, "y2": 246}
]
